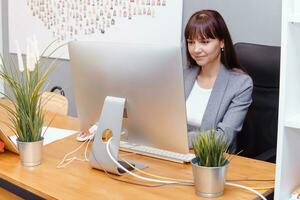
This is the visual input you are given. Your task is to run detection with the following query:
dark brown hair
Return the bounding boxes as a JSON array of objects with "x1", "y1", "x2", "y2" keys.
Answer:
[{"x1": 185, "y1": 10, "x2": 241, "y2": 70}]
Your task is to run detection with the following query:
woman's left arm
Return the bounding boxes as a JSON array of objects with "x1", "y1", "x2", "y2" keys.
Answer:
[{"x1": 216, "y1": 76, "x2": 253, "y2": 145}]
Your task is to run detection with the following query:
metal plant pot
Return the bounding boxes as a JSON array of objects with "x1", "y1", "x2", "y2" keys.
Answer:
[
  {"x1": 191, "y1": 157, "x2": 228, "y2": 198},
  {"x1": 17, "y1": 139, "x2": 44, "y2": 167}
]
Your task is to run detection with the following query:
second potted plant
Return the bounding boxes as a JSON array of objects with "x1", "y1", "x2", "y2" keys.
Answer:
[
  {"x1": 0, "y1": 39, "x2": 58, "y2": 167},
  {"x1": 191, "y1": 130, "x2": 232, "y2": 198}
]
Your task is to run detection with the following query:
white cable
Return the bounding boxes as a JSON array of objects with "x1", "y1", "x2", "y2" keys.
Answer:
[
  {"x1": 84, "y1": 138, "x2": 92, "y2": 160},
  {"x1": 225, "y1": 182, "x2": 267, "y2": 200},
  {"x1": 106, "y1": 138, "x2": 182, "y2": 184},
  {"x1": 57, "y1": 125, "x2": 99, "y2": 168},
  {"x1": 57, "y1": 123, "x2": 123, "y2": 168},
  {"x1": 57, "y1": 137, "x2": 92, "y2": 168},
  {"x1": 108, "y1": 138, "x2": 269, "y2": 198},
  {"x1": 57, "y1": 132, "x2": 268, "y2": 199}
]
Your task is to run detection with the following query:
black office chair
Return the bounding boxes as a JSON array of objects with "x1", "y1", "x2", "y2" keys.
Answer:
[{"x1": 234, "y1": 42, "x2": 280, "y2": 163}]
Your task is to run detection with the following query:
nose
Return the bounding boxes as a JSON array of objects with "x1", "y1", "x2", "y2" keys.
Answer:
[{"x1": 193, "y1": 42, "x2": 203, "y2": 53}]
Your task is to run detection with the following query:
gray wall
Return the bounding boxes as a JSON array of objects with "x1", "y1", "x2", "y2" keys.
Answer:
[
  {"x1": 0, "y1": 1, "x2": 2, "y2": 95},
  {"x1": 8, "y1": 55, "x2": 78, "y2": 117},
  {"x1": 183, "y1": 0, "x2": 282, "y2": 46},
  {"x1": 1, "y1": 0, "x2": 8, "y2": 60},
  {"x1": 0, "y1": 1, "x2": 2, "y2": 55},
  {"x1": 2, "y1": 0, "x2": 282, "y2": 117},
  {"x1": 0, "y1": 0, "x2": 6, "y2": 95}
]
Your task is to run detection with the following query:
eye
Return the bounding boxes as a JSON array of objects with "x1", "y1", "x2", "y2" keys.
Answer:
[
  {"x1": 187, "y1": 40, "x2": 195, "y2": 45},
  {"x1": 201, "y1": 40, "x2": 210, "y2": 44}
]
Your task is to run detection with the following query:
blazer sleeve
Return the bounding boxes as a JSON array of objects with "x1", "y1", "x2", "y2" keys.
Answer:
[{"x1": 216, "y1": 75, "x2": 253, "y2": 145}]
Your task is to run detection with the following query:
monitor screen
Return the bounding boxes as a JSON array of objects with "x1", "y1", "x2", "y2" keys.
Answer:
[{"x1": 68, "y1": 41, "x2": 189, "y2": 154}]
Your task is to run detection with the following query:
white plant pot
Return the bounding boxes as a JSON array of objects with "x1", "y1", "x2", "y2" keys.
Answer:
[
  {"x1": 191, "y1": 157, "x2": 228, "y2": 198},
  {"x1": 17, "y1": 139, "x2": 44, "y2": 167}
]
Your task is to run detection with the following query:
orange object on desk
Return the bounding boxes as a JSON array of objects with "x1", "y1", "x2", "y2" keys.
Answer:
[{"x1": 0, "y1": 140, "x2": 4, "y2": 152}]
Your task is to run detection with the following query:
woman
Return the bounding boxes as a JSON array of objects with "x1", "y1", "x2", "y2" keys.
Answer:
[{"x1": 184, "y1": 10, "x2": 253, "y2": 148}]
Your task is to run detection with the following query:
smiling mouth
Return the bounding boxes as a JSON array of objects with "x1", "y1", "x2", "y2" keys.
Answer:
[{"x1": 194, "y1": 56, "x2": 206, "y2": 59}]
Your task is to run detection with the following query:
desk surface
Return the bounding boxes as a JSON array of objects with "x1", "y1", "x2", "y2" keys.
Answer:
[{"x1": 0, "y1": 111, "x2": 275, "y2": 200}]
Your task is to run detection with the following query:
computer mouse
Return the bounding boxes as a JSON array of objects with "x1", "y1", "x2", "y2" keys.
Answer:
[
  {"x1": 76, "y1": 124, "x2": 98, "y2": 142},
  {"x1": 76, "y1": 132, "x2": 94, "y2": 142}
]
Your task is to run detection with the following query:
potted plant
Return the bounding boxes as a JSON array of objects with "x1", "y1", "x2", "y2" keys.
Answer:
[
  {"x1": 0, "y1": 39, "x2": 59, "y2": 167},
  {"x1": 191, "y1": 129, "x2": 232, "y2": 198}
]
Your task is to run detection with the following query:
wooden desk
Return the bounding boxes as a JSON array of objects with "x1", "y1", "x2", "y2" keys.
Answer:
[{"x1": 0, "y1": 113, "x2": 275, "y2": 200}]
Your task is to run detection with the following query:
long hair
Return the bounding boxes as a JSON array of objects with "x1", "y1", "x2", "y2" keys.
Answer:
[{"x1": 184, "y1": 10, "x2": 241, "y2": 70}]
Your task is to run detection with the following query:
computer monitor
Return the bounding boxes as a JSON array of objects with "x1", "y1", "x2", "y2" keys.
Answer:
[{"x1": 68, "y1": 41, "x2": 189, "y2": 154}]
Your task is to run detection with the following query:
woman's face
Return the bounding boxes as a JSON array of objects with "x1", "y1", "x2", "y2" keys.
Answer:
[{"x1": 187, "y1": 37, "x2": 224, "y2": 67}]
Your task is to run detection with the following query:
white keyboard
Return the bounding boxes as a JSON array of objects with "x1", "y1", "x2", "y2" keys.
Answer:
[{"x1": 119, "y1": 141, "x2": 195, "y2": 163}]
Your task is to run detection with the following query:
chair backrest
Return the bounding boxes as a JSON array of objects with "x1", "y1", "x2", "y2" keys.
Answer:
[
  {"x1": 234, "y1": 42, "x2": 280, "y2": 159},
  {"x1": 40, "y1": 91, "x2": 69, "y2": 116}
]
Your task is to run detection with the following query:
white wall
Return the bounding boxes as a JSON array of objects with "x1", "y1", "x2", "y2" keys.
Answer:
[{"x1": 9, "y1": 0, "x2": 183, "y2": 59}]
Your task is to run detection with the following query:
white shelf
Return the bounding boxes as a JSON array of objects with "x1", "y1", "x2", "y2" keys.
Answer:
[
  {"x1": 284, "y1": 114, "x2": 300, "y2": 129},
  {"x1": 275, "y1": 0, "x2": 300, "y2": 199},
  {"x1": 288, "y1": 14, "x2": 300, "y2": 23}
]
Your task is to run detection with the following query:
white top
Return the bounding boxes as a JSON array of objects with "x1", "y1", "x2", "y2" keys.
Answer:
[{"x1": 186, "y1": 81, "x2": 212, "y2": 127}]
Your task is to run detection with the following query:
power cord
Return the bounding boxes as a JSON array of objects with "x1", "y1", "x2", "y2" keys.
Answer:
[
  {"x1": 56, "y1": 136, "x2": 91, "y2": 168},
  {"x1": 120, "y1": 157, "x2": 193, "y2": 182},
  {"x1": 90, "y1": 146, "x2": 192, "y2": 188},
  {"x1": 56, "y1": 134, "x2": 272, "y2": 199},
  {"x1": 106, "y1": 138, "x2": 268, "y2": 200},
  {"x1": 225, "y1": 182, "x2": 267, "y2": 200},
  {"x1": 119, "y1": 158, "x2": 274, "y2": 190},
  {"x1": 227, "y1": 179, "x2": 274, "y2": 182},
  {"x1": 105, "y1": 138, "x2": 192, "y2": 185}
]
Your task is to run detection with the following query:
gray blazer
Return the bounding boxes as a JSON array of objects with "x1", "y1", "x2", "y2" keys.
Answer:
[{"x1": 184, "y1": 64, "x2": 253, "y2": 148}]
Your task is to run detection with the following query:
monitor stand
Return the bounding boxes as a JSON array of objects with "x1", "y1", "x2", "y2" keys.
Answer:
[{"x1": 89, "y1": 96, "x2": 147, "y2": 175}]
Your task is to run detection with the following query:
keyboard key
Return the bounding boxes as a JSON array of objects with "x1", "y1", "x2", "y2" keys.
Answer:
[{"x1": 119, "y1": 141, "x2": 195, "y2": 163}]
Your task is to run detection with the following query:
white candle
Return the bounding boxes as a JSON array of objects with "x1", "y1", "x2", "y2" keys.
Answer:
[
  {"x1": 15, "y1": 40, "x2": 24, "y2": 72},
  {"x1": 26, "y1": 38, "x2": 31, "y2": 71},
  {"x1": 26, "y1": 38, "x2": 35, "y2": 72}
]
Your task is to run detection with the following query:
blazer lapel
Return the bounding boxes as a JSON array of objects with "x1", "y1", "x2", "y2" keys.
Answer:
[
  {"x1": 184, "y1": 67, "x2": 200, "y2": 100},
  {"x1": 201, "y1": 64, "x2": 230, "y2": 130}
]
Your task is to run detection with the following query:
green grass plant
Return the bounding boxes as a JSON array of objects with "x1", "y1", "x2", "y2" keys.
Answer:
[
  {"x1": 0, "y1": 40, "x2": 62, "y2": 142},
  {"x1": 192, "y1": 130, "x2": 234, "y2": 167}
]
